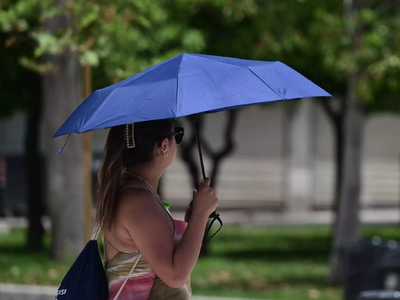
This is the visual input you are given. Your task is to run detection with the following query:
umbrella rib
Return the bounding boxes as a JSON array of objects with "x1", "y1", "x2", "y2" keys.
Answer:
[
  {"x1": 245, "y1": 66, "x2": 283, "y2": 100},
  {"x1": 175, "y1": 58, "x2": 182, "y2": 116},
  {"x1": 175, "y1": 77, "x2": 179, "y2": 116},
  {"x1": 190, "y1": 53, "x2": 269, "y2": 67}
]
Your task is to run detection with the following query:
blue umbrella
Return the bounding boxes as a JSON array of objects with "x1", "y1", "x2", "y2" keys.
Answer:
[
  {"x1": 55, "y1": 53, "x2": 331, "y2": 241},
  {"x1": 55, "y1": 53, "x2": 330, "y2": 138}
]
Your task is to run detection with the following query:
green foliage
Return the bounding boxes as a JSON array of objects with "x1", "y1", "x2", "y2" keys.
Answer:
[
  {"x1": 311, "y1": 5, "x2": 400, "y2": 113},
  {"x1": 1, "y1": 0, "x2": 398, "y2": 114},
  {"x1": 0, "y1": 0, "x2": 207, "y2": 83},
  {"x1": 0, "y1": 0, "x2": 210, "y2": 115}
]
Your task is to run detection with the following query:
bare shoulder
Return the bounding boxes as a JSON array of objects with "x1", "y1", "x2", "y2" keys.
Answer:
[
  {"x1": 116, "y1": 188, "x2": 172, "y2": 232},
  {"x1": 114, "y1": 187, "x2": 181, "y2": 288},
  {"x1": 118, "y1": 188, "x2": 159, "y2": 218}
]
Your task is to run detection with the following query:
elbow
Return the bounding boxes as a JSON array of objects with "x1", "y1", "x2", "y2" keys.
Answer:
[{"x1": 163, "y1": 274, "x2": 188, "y2": 288}]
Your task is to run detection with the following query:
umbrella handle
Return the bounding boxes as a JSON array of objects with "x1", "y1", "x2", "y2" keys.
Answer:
[{"x1": 193, "y1": 189, "x2": 221, "y2": 244}]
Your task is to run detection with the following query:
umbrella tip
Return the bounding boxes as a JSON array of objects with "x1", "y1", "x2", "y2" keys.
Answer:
[{"x1": 56, "y1": 133, "x2": 72, "y2": 156}]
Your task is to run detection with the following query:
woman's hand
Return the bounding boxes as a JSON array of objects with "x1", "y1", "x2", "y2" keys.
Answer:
[{"x1": 192, "y1": 178, "x2": 218, "y2": 217}]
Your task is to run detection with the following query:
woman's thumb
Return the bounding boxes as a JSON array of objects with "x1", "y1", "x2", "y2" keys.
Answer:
[{"x1": 201, "y1": 177, "x2": 210, "y2": 187}]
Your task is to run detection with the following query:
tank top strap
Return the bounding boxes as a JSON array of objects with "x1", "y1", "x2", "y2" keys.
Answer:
[
  {"x1": 105, "y1": 236, "x2": 137, "y2": 254},
  {"x1": 106, "y1": 236, "x2": 121, "y2": 252},
  {"x1": 119, "y1": 181, "x2": 146, "y2": 193}
]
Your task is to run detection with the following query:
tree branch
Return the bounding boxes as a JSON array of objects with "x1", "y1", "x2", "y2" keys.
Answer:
[
  {"x1": 318, "y1": 98, "x2": 341, "y2": 128},
  {"x1": 201, "y1": 110, "x2": 238, "y2": 189},
  {"x1": 176, "y1": 117, "x2": 201, "y2": 189}
]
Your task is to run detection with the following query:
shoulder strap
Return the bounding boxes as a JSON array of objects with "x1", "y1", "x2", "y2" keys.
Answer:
[
  {"x1": 113, "y1": 253, "x2": 142, "y2": 300},
  {"x1": 97, "y1": 219, "x2": 143, "y2": 300},
  {"x1": 102, "y1": 236, "x2": 107, "y2": 266},
  {"x1": 119, "y1": 181, "x2": 147, "y2": 193},
  {"x1": 91, "y1": 216, "x2": 144, "y2": 298},
  {"x1": 91, "y1": 223, "x2": 101, "y2": 240}
]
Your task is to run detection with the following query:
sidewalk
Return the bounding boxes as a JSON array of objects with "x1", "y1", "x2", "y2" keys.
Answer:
[{"x1": 0, "y1": 283, "x2": 266, "y2": 300}]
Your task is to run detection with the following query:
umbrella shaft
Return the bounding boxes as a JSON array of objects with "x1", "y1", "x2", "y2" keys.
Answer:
[{"x1": 192, "y1": 115, "x2": 206, "y2": 180}]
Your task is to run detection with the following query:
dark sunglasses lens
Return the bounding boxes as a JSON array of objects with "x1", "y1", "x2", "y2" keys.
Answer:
[{"x1": 175, "y1": 132, "x2": 183, "y2": 144}]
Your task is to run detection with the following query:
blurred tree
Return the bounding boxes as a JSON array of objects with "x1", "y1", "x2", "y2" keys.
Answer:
[
  {"x1": 176, "y1": 112, "x2": 238, "y2": 199},
  {"x1": 0, "y1": 28, "x2": 45, "y2": 250},
  {"x1": 41, "y1": 0, "x2": 85, "y2": 259},
  {"x1": 311, "y1": 0, "x2": 400, "y2": 283}
]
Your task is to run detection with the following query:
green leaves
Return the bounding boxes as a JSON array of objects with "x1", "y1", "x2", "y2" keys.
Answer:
[
  {"x1": 299, "y1": 3, "x2": 400, "y2": 113},
  {"x1": 1, "y1": 0, "x2": 399, "y2": 114},
  {"x1": 79, "y1": 50, "x2": 99, "y2": 66},
  {"x1": 0, "y1": 0, "x2": 208, "y2": 83},
  {"x1": 182, "y1": 29, "x2": 205, "y2": 52},
  {"x1": 32, "y1": 30, "x2": 73, "y2": 57}
]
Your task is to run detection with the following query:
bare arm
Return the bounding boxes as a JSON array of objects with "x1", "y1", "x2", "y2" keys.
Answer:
[
  {"x1": 169, "y1": 210, "x2": 209, "y2": 284},
  {"x1": 120, "y1": 179, "x2": 217, "y2": 288}
]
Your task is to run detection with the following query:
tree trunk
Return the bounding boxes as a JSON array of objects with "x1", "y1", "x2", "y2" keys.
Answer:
[
  {"x1": 328, "y1": 74, "x2": 364, "y2": 284},
  {"x1": 332, "y1": 98, "x2": 345, "y2": 216},
  {"x1": 328, "y1": 0, "x2": 365, "y2": 284},
  {"x1": 283, "y1": 100, "x2": 317, "y2": 212},
  {"x1": 26, "y1": 101, "x2": 45, "y2": 251},
  {"x1": 319, "y1": 97, "x2": 346, "y2": 217},
  {"x1": 42, "y1": 2, "x2": 84, "y2": 259}
]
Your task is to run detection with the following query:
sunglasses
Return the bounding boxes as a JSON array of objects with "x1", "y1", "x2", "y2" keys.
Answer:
[{"x1": 166, "y1": 127, "x2": 184, "y2": 145}]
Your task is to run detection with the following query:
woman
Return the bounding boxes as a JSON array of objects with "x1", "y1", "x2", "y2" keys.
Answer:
[{"x1": 96, "y1": 119, "x2": 218, "y2": 300}]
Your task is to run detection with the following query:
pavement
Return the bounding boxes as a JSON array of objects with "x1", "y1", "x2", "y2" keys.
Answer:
[{"x1": 0, "y1": 283, "x2": 266, "y2": 300}]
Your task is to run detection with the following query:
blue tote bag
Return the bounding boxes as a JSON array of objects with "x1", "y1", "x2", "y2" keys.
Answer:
[{"x1": 55, "y1": 224, "x2": 108, "y2": 300}]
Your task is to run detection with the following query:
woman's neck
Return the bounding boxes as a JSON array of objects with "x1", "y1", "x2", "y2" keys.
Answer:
[{"x1": 124, "y1": 166, "x2": 161, "y2": 192}]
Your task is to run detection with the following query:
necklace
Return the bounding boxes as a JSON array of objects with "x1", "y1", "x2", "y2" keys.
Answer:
[{"x1": 123, "y1": 170, "x2": 163, "y2": 205}]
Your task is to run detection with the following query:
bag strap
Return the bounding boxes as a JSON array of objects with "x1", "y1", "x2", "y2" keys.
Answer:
[
  {"x1": 113, "y1": 253, "x2": 142, "y2": 300},
  {"x1": 93, "y1": 223, "x2": 143, "y2": 300},
  {"x1": 91, "y1": 223, "x2": 101, "y2": 240}
]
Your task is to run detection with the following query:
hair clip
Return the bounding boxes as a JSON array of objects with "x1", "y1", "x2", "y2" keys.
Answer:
[{"x1": 125, "y1": 123, "x2": 136, "y2": 148}]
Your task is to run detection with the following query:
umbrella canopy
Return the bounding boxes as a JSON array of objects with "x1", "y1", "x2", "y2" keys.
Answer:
[{"x1": 54, "y1": 53, "x2": 331, "y2": 138}]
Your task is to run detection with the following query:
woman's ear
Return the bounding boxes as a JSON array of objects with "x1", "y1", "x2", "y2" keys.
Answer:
[{"x1": 160, "y1": 138, "x2": 168, "y2": 150}]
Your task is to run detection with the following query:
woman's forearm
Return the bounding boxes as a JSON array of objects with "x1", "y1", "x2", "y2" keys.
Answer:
[{"x1": 171, "y1": 211, "x2": 208, "y2": 284}]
